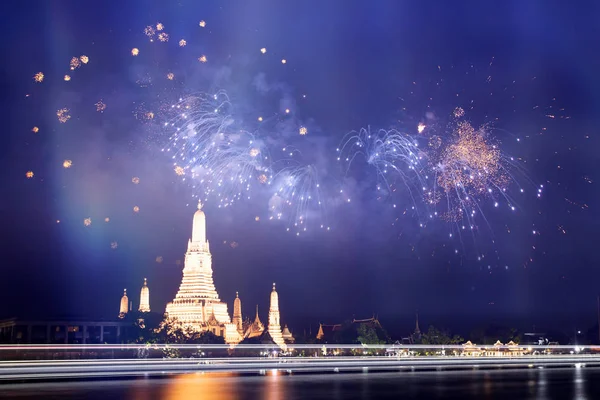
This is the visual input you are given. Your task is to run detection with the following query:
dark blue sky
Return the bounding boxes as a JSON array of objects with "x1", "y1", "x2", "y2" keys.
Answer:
[{"x1": 1, "y1": 0, "x2": 599, "y2": 337}]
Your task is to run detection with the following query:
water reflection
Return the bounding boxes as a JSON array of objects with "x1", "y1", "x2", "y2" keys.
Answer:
[
  {"x1": 160, "y1": 372, "x2": 239, "y2": 400},
  {"x1": 262, "y1": 370, "x2": 288, "y2": 400}
]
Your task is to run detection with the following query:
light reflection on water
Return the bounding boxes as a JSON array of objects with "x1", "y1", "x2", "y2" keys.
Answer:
[{"x1": 1, "y1": 367, "x2": 599, "y2": 399}]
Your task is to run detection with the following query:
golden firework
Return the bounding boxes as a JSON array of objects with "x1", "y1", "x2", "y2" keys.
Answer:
[
  {"x1": 158, "y1": 32, "x2": 169, "y2": 42},
  {"x1": 83, "y1": 218, "x2": 92, "y2": 226},
  {"x1": 258, "y1": 174, "x2": 267, "y2": 184},
  {"x1": 257, "y1": 116, "x2": 263, "y2": 122},
  {"x1": 299, "y1": 126, "x2": 308, "y2": 135},
  {"x1": 132, "y1": 176, "x2": 140, "y2": 184},
  {"x1": 32, "y1": 126, "x2": 39, "y2": 133},
  {"x1": 95, "y1": 100, "x2": 106, "y2": 112},
  {"x1": 70, "y1": 57, "x2": 81, "y2": 70},
  {"x1": 281, "y1": 59, "x2": 287, "y2": 64},
  {"x1": 62, "y1": 160, "x2": 72, "y2": 168},
  {"x1": 255, "y1": 216, "x2": 260, "y2": 221},
  {"x1": 417, "y1": 122, "x2": 426, "y2": 133},
  {"x1": 174, "y1": 166, "x2": 185, "y2": 176},
  {"x1": 64, "y1": 75, "x2": 71, "y2": 81},
  {"x1": 249, "y1": 148, "x2": 260, "y2": 157},
  {"x1": 131, "y1": 48, "x2": 140, "y2": 56},
  {"x1": 80, "y1": 55, "x2": 89, "y2": 64},
  {"x1": 453, "y1": 107, "x2": 465, "y2": 118},
  {"x1": 56, "y1": 108, "x2": 71, "y2": 123},
  {"x1": 260, "y1": 47, "x2": 267, "y2": 54},
  {"x1": 144, "y1": 25, "x2": 155, "y2": 38},
  {"x1": 198, "y1": 55, "x2": 207, "y2": 63},
  {"x1": 156, "y1": 22, "x2": 164, "y2": 31},
  {"x1": 167, "y1": 72, "x2": 174, "y2": 80},
  {"x1": 179, "y1": 39, "x2": 187, "y2": 47},
  {"x1": 133, "y1": 205, "x2": 140, "y2": 213},
  {"x1": 25, "y1": 171, "x2": 34, "y2": 179},
  {"x1": 199, "y1": 20, "x2": 206, "y2": 27},
  {"x1": 145, "y1": 111, "x2": 154, "y2": 120},
  {"x1": 33, "y1": 72, "x2": 44, "y2": 82}
]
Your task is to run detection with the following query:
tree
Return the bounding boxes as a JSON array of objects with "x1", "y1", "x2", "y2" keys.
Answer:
[{"x1": 419, "y1": 325, "x2": 464, "y2": 345}]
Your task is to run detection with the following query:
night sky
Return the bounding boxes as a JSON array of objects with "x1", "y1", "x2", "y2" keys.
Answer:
[{"x1": 1, "y1": 0, "x2": 599, "y2": 338}]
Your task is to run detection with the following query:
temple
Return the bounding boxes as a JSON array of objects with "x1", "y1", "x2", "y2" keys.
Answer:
[
  {"x1": 118, "y1": 289, "x2": 128, "y2": 319},
  {"x1": 138, "y1": 278, "x2": 150, "y2": 313},
  {"x1": 243, "y1": 305, "x2": 265, "y2": 339},
  {"x1": 233, "y1": 292, "x2": 243, "y2": 334},
  {"x1": 165, "y1": 201, "x2": 241, "y2": 344},
  {"x1": 267, "y1": 283, "x2": 285, "y2": 348}
]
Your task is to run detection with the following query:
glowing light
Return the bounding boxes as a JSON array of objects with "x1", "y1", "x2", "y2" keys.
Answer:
[
  {"x1": 25, "y1": 171, "x2": 34, "y2": 179},
  {"x1": 104, "y1": 217, "x2": 110, "y2": 222},
  {"x1": 299, "y1": 126, "x2": 308, "y2": 135},
  {"x1": 144, "y1": 26, "x2": 155, "y2": 40},
  {"x1": 260, "y1": 47, "x2": 267, "y2": 54},
  {"x1": 132, "y1": 177, "x2": 140, "y2": 184},
  {"x1": 156, "y1": 256, "x2": 163, "y2": 263},
  {"x1": 62, "y1": 160, "x2": 72, "y2": 168},
  {"x1": 258, "y1": 116, "x2": 263, "y2": 122},
  {"x1": 83, "y1": 218, "x2": 92, "y2": 226},
  {"x1": 56, "y1": 108, "x2": 71, "y2": 123},
  {"x1": 281, "y1": 59, "x2": 287, "y2": 64},
  {"x1": 111, "y1": 241, "x2": 118, "y2": 249},
  {"x1": 453, "y1": 107, "x2": 465, "y2": 118},
  {"x1": 167, "y1": 72, "x2": 174, "y2": 80},
  {"x1": 198, "y1": 55, "x2": 207, "y2": 63},
  {"x1": 156, "y1": 22, "x2": 164, "y2": 31},
  {"x1": 95, "y1": 100, "x2": 106, "y2": 112},
  {"x1": 174, "y1": 166, "x2": 185, "y2": 176},
  {"x1": 249, "y1": 148, "x2": 260, "y2": 157},
  {"x1": 33, "y1": 72, "x2": 44, "y2": 82},
  {"x1": 131, "y1": 48, "x2": 140, "y2": 56},
  {"x1": 63, "y1": 75, "x2": 72, "y2": 82},
  {"x1": 32, "y1": 126, "x2": 39, "y2": 133},
  {"x1": 80, "y1": 55, "x2": 89, "y2": 64},
  {"x1": 179, "y1": 39, "x2": 187, "y2": 47},
  {"x1": 133, "y1": 205, "x2": 140, "y2": 213},
  {"x1": 285, "y1": 108, "x2": 290, "y2": 114},
  {"x1": 70, "y1": 57, "x2": 81, "y2": 70},
  {"x1": 158, "y1": 32, "x2": 169, "y2": 42},
  {"x1": 199, "y1": 20, "x2": 206, "y2": 28},
  {"x1": 255, "y1": 216, "x2": 260, "y2": 221},
  {"x1": 417, "y1": 122, "x2": 426, "y2": 134}
]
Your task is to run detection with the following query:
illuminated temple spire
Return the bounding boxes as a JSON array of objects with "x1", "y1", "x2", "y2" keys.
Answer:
[
  {"x1": 268, "y1": 283, "x2": 285, "y2": 348},
  {"x1": 139, "y1": 278, "x2": 150, "y2": 313},
  {"x1": 165, "y1": 203, "x2": 240, "y2": 344},
  {"x1": 119, "y1": 289, "x2": 128, "y2": 318},
  {"x1": 233, "y1": 291, "x2": 243, "y2": 334}
]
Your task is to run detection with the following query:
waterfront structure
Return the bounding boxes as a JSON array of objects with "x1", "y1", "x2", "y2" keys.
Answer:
[
  {"x1": 233, "y1": 292, "x2": 243, "y2": 334},
  {"x1": 138, "y1": 278, "x2": 150, "y2": 313},
  {"x1": 267, "y1": 283, "x2": 285, "y2": 348},
  {"x1": 243, "y1": 305, "x2": 265, "y2": 339},
  {"x1": 282, "y1": 324, "x2": 295, "y2": 344},
  {"x1": 165, "y1": 202, "x2": 241, "y2": 344},
  {"x1": 118, "y1": 289, "x2": 128, "y2": 319}
]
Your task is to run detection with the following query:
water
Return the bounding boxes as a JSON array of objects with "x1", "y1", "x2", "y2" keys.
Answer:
[{"x1": 0, "y1": 367, "x2": 596, "y2": 399}]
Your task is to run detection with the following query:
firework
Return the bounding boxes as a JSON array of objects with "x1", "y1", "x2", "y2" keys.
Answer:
[
  {"x1": 428, "y1": 118, "x2": 540, "y2": 226},
  {"x1": 260, "y1": 48, "x2": 267, "y2": 54},
  {"x1": 132, "y1": 176, "x2": 140, "y2": 184},
  {"x1": 32, "y1": 126, "x2": 39, "y2": 133},
  {"x1": 299, "y1": 126, "x2": 308, "y2": 135},
  {"x1": 33, "y1": 72, "x2": 44, "y2": 82},
  {"x1": 110, "y1": 241, "x2": 118, "y2": 249},
  {"x1": 158, "y1": 32, "x2": 169, "y2": 42},
  {"x1": 417, "y1": 122, "x2": 426, "y2": 134},
  {"x1": 70, "y1": 57, "x2": 81, "y2": 70},
  {"x1": 80, "y1": 55, "x2": 89, "y2": 64},
  {"x1": 258, "y1": 116, "x2": 263, "y2": 122},
  {"x1": 198, "y1": 55, "x2": 207, "y2": 63},
  {"x1": 26, "y1": 171, "x2": 34, "y2": 179},
  {"x1": 338, "y1": 127, "x2": 425, "y2": 203},
  {"x1": 95, "y1": 100, "x2": 106, "y2": 112},
  {"x1": 167, "y1": 72, "x2": 174, "y2": 80},
  {"x1": 156, "y1": 22, "x2": 164, "y2": 31},
  {"x1": 156, "y1": 256, "x2": 163, "y2": 263},
  {"x1": 62, "y1": 160, "x2": 72, "y2": 168},
  {"x1": 104, "y1": 217, "x2": 110, "y2": 222},
  {"x1": 179, "y1": 39, "x2": 187, "y2": 47},
  {"x1": 131, "y1": 48, "x2": 140, "y2": 56},
  {"x1": 199, "y1": 20, "x2": 206, "y2": 28},
  {"x1": 56, "y1": 108, "x2": 71, "y2": 123},
  {"x1": 162, "y1": 92, "x2": 270, "y2": 208},
  {"x1": 144, "y1": 25, "x2": 155, "y2": 40},
  {"x1": 281, "y1": 59, "x2": 287, "y2": 64},
  {"x1": 84, "y1": 218, "x2": 91, "y2": 226},
  {"x1": 133, "y1": 205, "x2": 140, "y2": 213},
  {"x1": 269, "y1": 164, "x2": 328, "y2": 235},
  {"x1": 64, "y1": 75, "x2": 71, "y2": 81}
]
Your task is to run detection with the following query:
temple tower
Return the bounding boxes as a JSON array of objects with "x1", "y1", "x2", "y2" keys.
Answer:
[
  {"x1": 268, "y1": 283, "x2": 285, "y2": 348},
  {"x1": 139, "y1": 278, "x2": 150, "y2": 312},
  {"x1": 165, "y1": 201, "x2": 240, "y2": 343},
  {"x1": 233, "y1": 291, "x2": 243, "y2": 334},
  {"x1": 119, "y1": 289, "x2": 128, "y2": 318}
]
